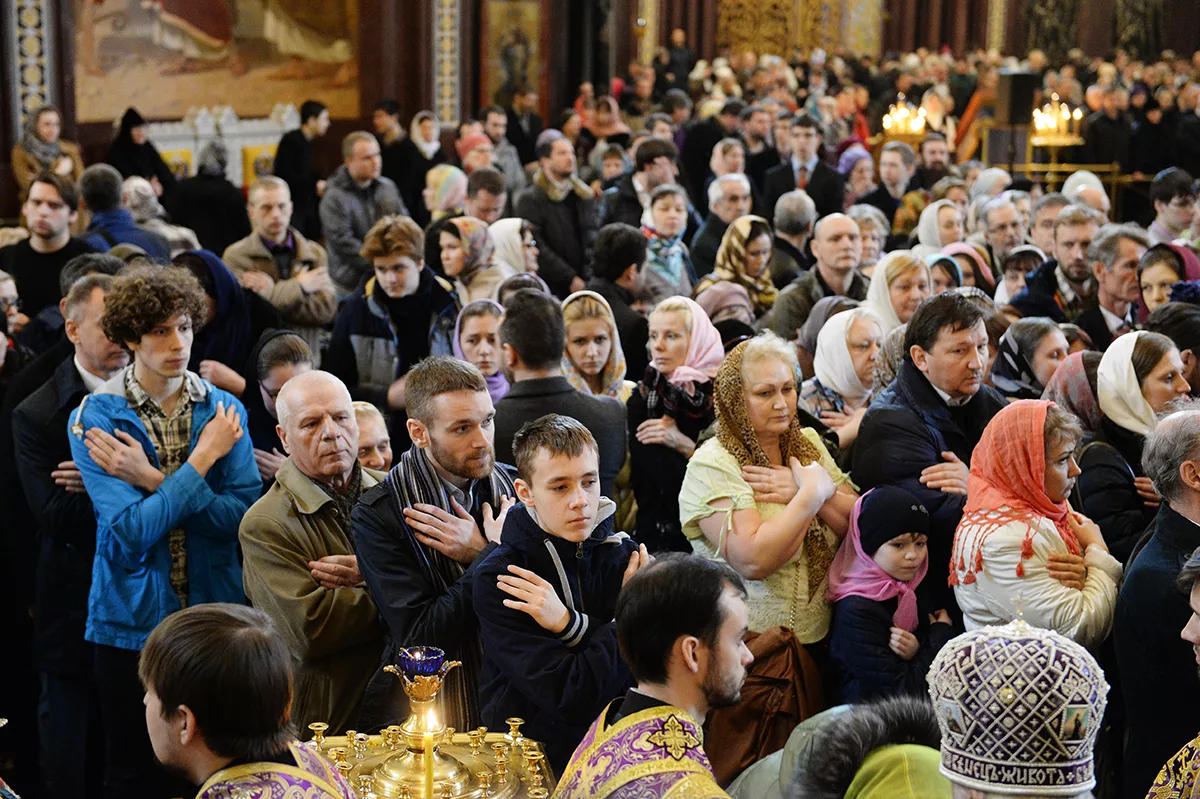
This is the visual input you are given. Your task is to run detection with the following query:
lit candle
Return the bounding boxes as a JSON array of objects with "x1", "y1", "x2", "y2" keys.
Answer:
[{"x1": 424, "y1": 710, "x2": 436, "y2": 799}]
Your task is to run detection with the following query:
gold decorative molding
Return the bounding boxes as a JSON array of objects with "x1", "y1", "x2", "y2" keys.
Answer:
[
  {"x1": 716, "y1": 0, "x2": 845, "y2": 57},
  {"x1": 8, "y1": 0, "x2": 56, "y2": 126},
  {"x1": 433, "y1": 0, "x2": 461, "y2": 126}
]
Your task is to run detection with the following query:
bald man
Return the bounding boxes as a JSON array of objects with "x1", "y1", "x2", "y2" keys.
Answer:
[
  {"x1": 238, "y1": 371, "x2": 385, "y2": 734},
  {"x1": 768, "y1": 213, "x2": 869, "y2": 339},
  {"x1": 1072, "y1": 185, "x2": 1111, "y2": 219}
]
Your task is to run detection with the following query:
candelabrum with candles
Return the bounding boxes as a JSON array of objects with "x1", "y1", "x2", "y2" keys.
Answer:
[
  {"x1": 308, "y1": 647, "x2": 552, "y2": 799},
  {"x1": 1031, "y1": 94, "x2": 1085, "y2": 150},
  {"x1": 881, "y1": 93, "x2": 926, "y2": 139}
]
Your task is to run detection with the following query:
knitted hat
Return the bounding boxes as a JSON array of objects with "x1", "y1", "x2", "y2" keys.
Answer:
[
  {"x1": 927, "y1": 619, "x2": 1109, "y2": 796},
  {"x1": 456, "y1": 132, "x2": 492, "y2": 160},
  {"x1": 857, "y1": 485, "x2": 930, "y2": 555}
]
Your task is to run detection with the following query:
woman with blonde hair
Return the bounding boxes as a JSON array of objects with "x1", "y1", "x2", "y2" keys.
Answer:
[
  {"x1": 561, "y1": 291, "x2": 635, "y2": 402},
  {"x1": 694, "y1": 215, "x2": 776, "y2": 320},
  {"x1": 421, "y1": 164, "x2": 468, "y2": 223},
  {"x1": 679, "y1": 332, "x2": 858, "y2": 640},
  {"x1": 862, "y1": 251, "x2": 933, "y2": 334},
  {"x1": 629, "y1": 296, "x2": 724, "y2": 552}
]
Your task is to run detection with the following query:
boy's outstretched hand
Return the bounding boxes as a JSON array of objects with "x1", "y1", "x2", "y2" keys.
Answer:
[
  {"x1": 622, "y1": 544, "x2": 652, "y2": 588},
  {"x1": 498, "y1": 565, "x2": 570, "y2": 634}
]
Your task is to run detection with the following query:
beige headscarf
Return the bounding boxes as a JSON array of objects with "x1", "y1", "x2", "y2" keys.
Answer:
[
  {"x1": 714, "y1": 340, "x2": 835, "y2": 600},
  {"x1": 698, "y1": 215, "x2": 778, "y2": 314}
]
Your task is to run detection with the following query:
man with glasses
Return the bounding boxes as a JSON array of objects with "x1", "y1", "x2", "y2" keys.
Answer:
[
  {"x1": 979, "y1": 197, "x2": 1025, "y2": 273},
  {"x1": 1148, "y1": 168, "x2": 1197, "y2": 246}
]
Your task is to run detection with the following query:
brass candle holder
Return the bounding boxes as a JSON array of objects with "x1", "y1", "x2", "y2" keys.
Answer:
[{"x1": 307, "y1": 646, "x2": 553, "y2": 798}]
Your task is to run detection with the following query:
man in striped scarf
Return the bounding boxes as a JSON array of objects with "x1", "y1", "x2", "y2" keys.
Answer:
[{"x1": 352, "y1": 356, "x2": 515, "y2": 730}]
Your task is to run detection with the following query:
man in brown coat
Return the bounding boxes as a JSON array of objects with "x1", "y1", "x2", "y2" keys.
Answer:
[
  {"x1": 223, "y1": 176, "x2": 337, "y2": 362},
  {"x1": 239, "y1": 370, "x2": 384, "y2": 734}
]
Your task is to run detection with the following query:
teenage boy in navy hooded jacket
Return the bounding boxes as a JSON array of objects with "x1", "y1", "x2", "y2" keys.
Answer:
[{"x1": 473, "y1": 414, "x2": 650, "y2": 771}]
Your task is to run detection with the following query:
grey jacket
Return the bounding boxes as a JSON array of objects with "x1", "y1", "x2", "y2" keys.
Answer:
[
  {"x1": 319, "y1": 165, "x2": 407, "y2": 293},
  {"x1": 492, "y1": 138, "x2": 528, "y2": 194}
]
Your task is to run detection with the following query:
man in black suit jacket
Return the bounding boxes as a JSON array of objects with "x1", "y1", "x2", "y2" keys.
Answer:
[
  {"x1": 494, "y1": 290, "x2": 627, "y2": 497},
  {"x1": 1073, "y1": 223, "x2": 1150, "y2": 351},
  {"x1": 12, "y1": 274, "x2": 130, "y2": 799},
  {"x1": 272, "y1": 100, "x2": 330, "y2": 240},
  {"x1": 762, "y1": 113, "x2": 843, "y2": 221},
  {"x1": 858, "y1": 140, "x2": 917, "y2": 226},
  {"x1": 506, "y1": 88, "x2": 544, "y2": 167}
]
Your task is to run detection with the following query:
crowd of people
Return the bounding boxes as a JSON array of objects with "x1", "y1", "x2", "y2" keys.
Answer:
[{"x1": 7, "y1": 30, "x2": 1200, "y2": 799}]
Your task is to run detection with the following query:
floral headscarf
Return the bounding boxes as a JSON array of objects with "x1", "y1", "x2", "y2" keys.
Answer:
[
  {"x1": 561, "y1": 291, "x2": 629, "y2": 399},
  {"x1": 445, "y1": 216, "x2": 496, "y2": 286},
  {"x1": 714, "y1": 339, "x2": 834, "y2": 600},
  {"x1": 950, "y1": 400, "x2": 1081, "y2": 586},
  {"x1": 426, "y1": 164, "x2": 468, "y2": 219},
  {"x1": 1041, "y1": 351, "x2": 1103, "y2": 435},
  {"x1": 706, "y1": 215, "x2": 777, "y2": 313}
]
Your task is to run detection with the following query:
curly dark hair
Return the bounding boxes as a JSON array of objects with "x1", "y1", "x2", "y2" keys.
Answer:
[{"x1": 102, "y1": 265, "x2": 209, "y2": 349}]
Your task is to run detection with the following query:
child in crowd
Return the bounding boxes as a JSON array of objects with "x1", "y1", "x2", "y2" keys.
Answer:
[
  {"x1": 472, "y1": 414, "x2": 649, "y2": 772},
  {"x1": 826, "y1": 486, "x2": 955, "y2": 703}
]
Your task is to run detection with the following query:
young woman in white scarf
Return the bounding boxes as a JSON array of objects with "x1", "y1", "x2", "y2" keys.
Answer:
[
  {"x1": 861, "y1": 251, "x2": 933, "y2": 335},
  {"x1": 801, "y1": 308, "x2": 883, "y2": 451},
  {"x1": 1076, "y1": 331, "x2": 1192, "y2": 563},
  {"x1": 396, "y1": 110, "x2": 448, "y2": 227}
]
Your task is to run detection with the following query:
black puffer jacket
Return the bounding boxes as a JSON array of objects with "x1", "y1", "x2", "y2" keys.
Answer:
[{"x1": 827, "y1": 595, "x2": 955, "y2": 704}]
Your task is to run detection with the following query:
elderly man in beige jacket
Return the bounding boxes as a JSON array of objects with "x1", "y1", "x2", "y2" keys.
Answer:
[
  {"x1": 239, "y1": 370, "x2": 384, "y2": 734},
  {"x1": 223, "y1": 176, "x2": 337, "y2": 362}
]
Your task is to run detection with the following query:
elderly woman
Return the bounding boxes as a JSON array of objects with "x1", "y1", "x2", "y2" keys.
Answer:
[
  {"x1": 694, "y1": 215, "x2": 776, "y2": 319},
  {"x1": 862, "y1": 251, "x2": 932, "y2": 335},
  {"x1": 489, "y1": 217, "x2": 539, "y2": 274},
  {"x1": 10, "y1": 105, "x2": 84, "y2": 197},
  {"x1": 1078, "y1": 331, "x2": 1192, "y2": 563},
  {"x1": 993, "y1": 245, "x2": 1046, "y2": 306},
  {"x1": 453, "y1": 299, "x2": 508, "y2": 403},
  {"x1": 950, "y1": 400, "x2": 1121, "y2": 649},
  {"x1": 911, "y1": 199, "x2": 964, "y2": 260},
  {"x1": 847, "y1": 204, "x2": 890, "y2": 277},
  {"x1": 839, "y1": 145, "x2": 876, "y2": 210},
  {"x1": 989, "y1": 317, "x2": 1070, "y2": 400},
  {"x1": 802, "y1": 308, "x2": 882, "y2": 451},
  {"x1": 630, "y1": 297, "x2": 724, "y2": 553},
  {"x1": 796, "y1": 296, "x2": 860, "y2": 379},
  {"x1": 123, "y1": 176, "x2": 200, "y2": 256},
  {"x1": 439, "y1": 216, "x2": 515, "y2": 303},
  {"x1": 679, "y1": 333, "x2": 858, "y2": 641}
]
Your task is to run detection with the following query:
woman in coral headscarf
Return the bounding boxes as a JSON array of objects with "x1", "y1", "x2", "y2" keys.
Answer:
[
  {"x1": 679, "y1": 332, "x2": 858, "y2": 641},
  {"x1": 628, "y1": 296, "x2": 724, "y2": 553},
  {"x1": 950, "y1": 400, "x2": 1121, "y2": 649}
]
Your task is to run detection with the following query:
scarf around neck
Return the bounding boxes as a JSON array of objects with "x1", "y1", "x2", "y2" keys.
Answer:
[
  {"x1": 827, "y1": 490, "x2": 929, "y2": 632},
  {"x1": 642, "y1": 224, "x2": 688, "y2": 286},
  {"x1": 715, "y1": 340, "x2": 834, "y2": 600},
  {"x1": 990, "y1": 329, "x2": 1044, "y2": 400},
  {"x1": 951, "y1": 400, "x2": 1080, "y2": 586},
  {"x1": 533, "y1": 167, "x2": 595, "y2": 203},
  {"x1": 21, "y1": 115, "x2": 61, "y2": 168}
]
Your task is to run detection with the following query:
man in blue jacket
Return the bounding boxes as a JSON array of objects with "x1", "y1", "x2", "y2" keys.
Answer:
[
  {"x1": 68, "y1": 264, "x2": 259, "y2": 799},
  {"x1": 78, "y1": 164, "x2": 171, "y2": 262},
  {"x1": 473, "y1": 414, "x2": 649, "y2": 771}
]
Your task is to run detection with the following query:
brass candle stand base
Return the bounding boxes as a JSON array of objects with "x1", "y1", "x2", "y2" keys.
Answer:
[{"x1": 315, "y1": 730, "x2": 553, "y2": 799}]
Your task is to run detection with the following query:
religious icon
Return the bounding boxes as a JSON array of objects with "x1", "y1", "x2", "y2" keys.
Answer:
[
  {"x1": 1061, "y1": 705, "x2": 1091, "y2": 742},
  {"x1": 940, "y1": 700, "x2": 967, "y2": 736}
]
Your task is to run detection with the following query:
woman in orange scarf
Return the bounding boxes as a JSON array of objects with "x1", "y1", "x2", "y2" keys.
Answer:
[{"x1": 950, "y1": 400, "x2": 1121, "y2": 650}]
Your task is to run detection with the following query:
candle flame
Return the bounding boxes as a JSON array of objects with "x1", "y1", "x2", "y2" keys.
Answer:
[{"x1": 426, "y1": 710, "x2": 437, "y2": 731}]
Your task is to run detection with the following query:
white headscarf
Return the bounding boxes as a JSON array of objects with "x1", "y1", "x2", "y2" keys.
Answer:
[
  {"x1": 862, "y1": 250, "x2": 931, "y2": 334},
  {"x1": 490, "y1": 218, "x2": 528, "y2": 273},
  {"x1": 814, "y1": 309, "x2": 880, "y2": 402},
  {"x1": 409, "y1": 112, "x2": 442, "y2": 160},
  {"x1": 916, "y1": 199, "x2": 958, "y2": 248},
  {"x1": 1098, "y1": 331, "x2": 1159, "y2": 436}
]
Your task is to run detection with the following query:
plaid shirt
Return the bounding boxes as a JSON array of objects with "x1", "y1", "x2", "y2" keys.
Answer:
[{"x1": 124, "y1": 369, "x2": 208, "y2": 609}]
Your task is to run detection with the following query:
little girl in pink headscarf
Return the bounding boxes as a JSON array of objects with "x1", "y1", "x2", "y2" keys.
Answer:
[{"x1": 826, "y1": 486, "x2": 956, "y2": 703}]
